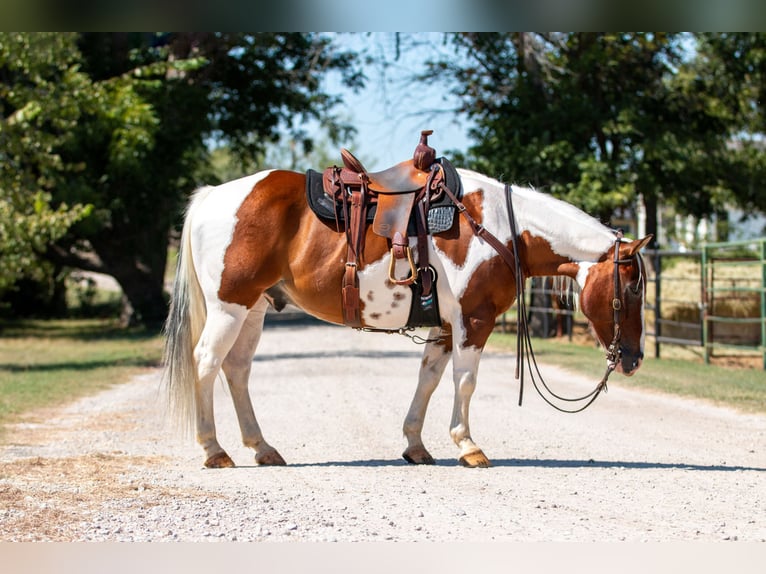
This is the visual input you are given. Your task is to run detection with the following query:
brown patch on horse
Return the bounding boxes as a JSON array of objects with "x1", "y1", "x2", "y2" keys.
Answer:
[
  {"x1": 433, "y1": 188, "x2": 485, "y2": 269},
  {"x1": 458, "y1": 251, "x2": 516, "y2": 349},
  {"x1": 218, "y1": 171, "x2": 302, "y2": 308},
  {"x1": 430, "y1": 321, "x2": 453, "y2": 355},
  {"x1": 521, "y1": 231, "x2": 582, "y2": 279},
  {"x1": 217, "y1": 170, "x2": 390, "y2": 325}
]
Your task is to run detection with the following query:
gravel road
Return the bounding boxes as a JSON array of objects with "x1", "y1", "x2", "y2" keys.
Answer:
[{"x1": 1, "y1": 320, "x2": 765, "y2": 542}]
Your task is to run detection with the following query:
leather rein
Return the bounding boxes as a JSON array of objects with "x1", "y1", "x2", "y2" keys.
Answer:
[{"x1": 438, "y1": 175, "x2": 639, "y2": 413}]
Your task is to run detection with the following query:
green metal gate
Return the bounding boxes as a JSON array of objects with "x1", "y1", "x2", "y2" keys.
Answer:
[{"x1": 701, "y1": 238, "x2": 766, "y2": 369}]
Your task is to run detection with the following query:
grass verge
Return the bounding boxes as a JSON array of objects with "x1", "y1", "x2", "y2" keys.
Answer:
[
  {"x1": 0, "y1": 319, "x2": 164, "y2": 438},
  {"x1": 488, "y1": 332, "x2": 766, "y2": 415}
]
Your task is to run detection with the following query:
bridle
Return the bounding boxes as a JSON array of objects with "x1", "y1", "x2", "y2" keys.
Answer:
[
  {"x1": 605, "y1": 229, "x2": 645, "y2": 381},
  {"x1": 441, "y1": 178, "x2": 644, "y2": 413}
]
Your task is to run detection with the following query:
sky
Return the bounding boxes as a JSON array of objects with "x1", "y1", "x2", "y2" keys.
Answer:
[{"x1": 319, "y1": 33, "x2": 474, "y2": 170}]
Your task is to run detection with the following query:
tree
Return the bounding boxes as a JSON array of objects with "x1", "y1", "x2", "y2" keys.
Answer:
[
  {"x1": 422, "y1": 33, "x2": 759, "y2": 244},
  {"x1": 691, "y1": 33, "x2": 766, "y2": 219},
  {"x1": 0, "y1": 33, "x2": 92, "y2": 298},
  {"x1": 39, "y1": 33, "x2": 361, "y2": 325}
]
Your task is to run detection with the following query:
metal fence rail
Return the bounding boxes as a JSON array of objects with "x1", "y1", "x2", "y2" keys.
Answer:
[
  {"x1": 701, "y1": 238, "x2": 765, "y2": 369},
  {"x1": 644, "y1": 249, "x2": 703, "y2": 356}
]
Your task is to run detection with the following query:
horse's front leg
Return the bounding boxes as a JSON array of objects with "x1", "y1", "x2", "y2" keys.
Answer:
[
  {"x1": 402, "y1": 326, "x2": 452, "y2": 465},
  {"x1": 449, "y1": 342, "x2": 492, "y2": 468}
]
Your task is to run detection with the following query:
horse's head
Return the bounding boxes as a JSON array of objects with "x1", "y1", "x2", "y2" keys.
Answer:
[{"x1": 579, "y1": 235, "x2": 653, "y2": 376}]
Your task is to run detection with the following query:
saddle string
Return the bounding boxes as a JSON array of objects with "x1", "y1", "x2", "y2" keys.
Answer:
[{"x1": 358, "y1": 326, "x2": 444, "y2": 344}]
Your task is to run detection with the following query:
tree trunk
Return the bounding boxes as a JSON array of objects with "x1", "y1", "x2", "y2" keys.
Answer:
[
  {"x1": 48, "y1": 214, "x2": 171, "y2": 328},
  {"x1": 99, "y1": 226, "x2": 170, "y2": 328},
  {"x1": 643, "y1": 192, "x2": 659, "y2": 248},
  {"x1": 112, "y1": 264, "x2": 167, "y2": 327}
]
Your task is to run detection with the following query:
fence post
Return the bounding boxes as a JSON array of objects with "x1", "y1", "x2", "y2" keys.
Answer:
[
  {"x1": 653, "y1": 250, "x2": 661, "y2": 359},
  {"x1": 701, "y1": 244, "x2": 710, "y2": 365},
  {"x1": 761, "y1": 239, "x2": 765, "y2": 370}
]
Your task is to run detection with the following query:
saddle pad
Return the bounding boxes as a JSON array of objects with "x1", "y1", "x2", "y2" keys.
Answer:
[
  {"x1": 305, "y1": 157, "x2": 463, "y2": 234},
  {"x1": 306, "y1": 168, "x2": 376, "y2": 226}
]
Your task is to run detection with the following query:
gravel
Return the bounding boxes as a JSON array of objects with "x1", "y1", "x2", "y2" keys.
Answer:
[{"x1": 1, "y1": 322, "x2": 765, "y2": 542}]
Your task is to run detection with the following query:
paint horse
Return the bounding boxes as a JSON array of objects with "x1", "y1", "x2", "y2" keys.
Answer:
[{"x1": 162, "y1": 147, "x2": 651, "y2": 469}]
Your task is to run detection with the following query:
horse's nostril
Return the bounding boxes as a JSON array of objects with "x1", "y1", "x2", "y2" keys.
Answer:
[{"x1": 621, "y1": 352, "x2": 643, "y2": 374}]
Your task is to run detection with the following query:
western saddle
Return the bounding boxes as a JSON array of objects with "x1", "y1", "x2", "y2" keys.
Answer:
[{"x1": 319, "y1": 130, "x2": 455, "y2": 328}]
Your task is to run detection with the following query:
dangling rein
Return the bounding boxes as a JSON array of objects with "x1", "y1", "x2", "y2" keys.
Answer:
[{"x1": 439, "y1": 176, "x2": 625, "y2": 413}]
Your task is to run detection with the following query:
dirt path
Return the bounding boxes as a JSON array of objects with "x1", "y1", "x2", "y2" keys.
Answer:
[{"x1": 1, "y1": 322, "x2": 765, "y2": 542}]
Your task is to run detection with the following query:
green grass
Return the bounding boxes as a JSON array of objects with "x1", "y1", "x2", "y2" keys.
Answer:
[
  {"x1": 0, "y1": 319, "x2": 164, "y2": 436},
  {"x1": 488, "y1": 332, "x2": 766, "y2": 415}
]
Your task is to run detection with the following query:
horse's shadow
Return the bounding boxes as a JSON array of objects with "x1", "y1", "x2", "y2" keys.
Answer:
[{"x1": 232, "y1": 458, "x2": 766, "y2": 472}]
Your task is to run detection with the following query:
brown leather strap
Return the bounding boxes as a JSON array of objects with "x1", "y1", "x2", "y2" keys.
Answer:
[
  {"x1": 341, "y1": 186, "x2": 366, "y2": 328},
  {"x1": 342, "y1": 263, "x2": 361, "y2": 328},
  {"x1": 439, "y1": 183, "x2": 517, "y2": 272},
  {"x1": 415, "y1": 199, "x2": 431, "y2": 296},
  {"x1": 414, "y1": 166, "x2": 442, "y2": 297}
]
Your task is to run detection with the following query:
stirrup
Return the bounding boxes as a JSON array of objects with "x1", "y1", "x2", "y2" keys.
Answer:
[{"x1": 388, "y1": 246, "x2": 417, "y2": 286}]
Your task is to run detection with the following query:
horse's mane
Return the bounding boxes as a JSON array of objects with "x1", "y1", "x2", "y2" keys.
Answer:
[
  {"x1": 552, "y1": 275, "x2": 580, "y2": 311},
  {"x1": 458, "y1": 170, "x2": 616, "y2": 263}
]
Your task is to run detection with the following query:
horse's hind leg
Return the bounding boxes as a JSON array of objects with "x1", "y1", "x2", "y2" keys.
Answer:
[
  {"x1": 194, "y1": 302, "x2": 249, "y2": 468},
  {"x1": 402, "y1": 326, "x2": 452, "y2": 465},
  {"x1": 221, "y1": 297, "x2": 285, "y2": 466}
]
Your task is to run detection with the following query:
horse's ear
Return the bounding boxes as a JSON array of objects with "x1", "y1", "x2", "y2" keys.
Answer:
[{"x1": 622, "y1": 235, "x2": 654, "y2": 257}]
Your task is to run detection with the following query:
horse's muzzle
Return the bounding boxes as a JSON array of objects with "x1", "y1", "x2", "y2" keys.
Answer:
[{"x1": 617, "y1": 349, "x2": 643, "y2": 376}]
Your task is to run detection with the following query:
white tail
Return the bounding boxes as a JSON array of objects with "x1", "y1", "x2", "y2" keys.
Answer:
[{"x1": 161, "y1": 186, "x2": 214, "y2": 435}]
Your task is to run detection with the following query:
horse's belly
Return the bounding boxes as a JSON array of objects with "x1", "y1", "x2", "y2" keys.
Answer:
[{"x1": 357, "y1": 253, "x2": 413, "y2": 329}]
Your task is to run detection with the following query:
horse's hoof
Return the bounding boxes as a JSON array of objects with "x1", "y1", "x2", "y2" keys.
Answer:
[
  {"x1": 204, "y1": 452, "x2": 236, "y2": 468},
  {"x1": 458, "y1": 450, "x2": 492, "y2": 468},
  {"x1": 402, "y1": 446, "x2": 436, "y2": 465},
  {"x1": 256, "y1": 449, "x2": 286, "y2": 466}
]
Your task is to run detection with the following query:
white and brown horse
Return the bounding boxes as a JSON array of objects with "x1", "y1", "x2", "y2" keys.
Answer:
[{"x1": 162, "y1": 167, "x2": 651, "y2": 468}]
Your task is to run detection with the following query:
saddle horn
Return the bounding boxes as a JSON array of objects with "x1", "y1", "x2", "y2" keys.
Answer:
[{"x1": 413, "y1": 130, "x2": 436, "y2": 171}]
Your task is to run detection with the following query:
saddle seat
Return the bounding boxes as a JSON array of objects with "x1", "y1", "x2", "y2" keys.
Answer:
[{"x1": 340, "y1": 148, "x2": 428, "y2": 194}]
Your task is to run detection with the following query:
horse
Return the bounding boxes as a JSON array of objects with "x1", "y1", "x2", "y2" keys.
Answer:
[{"x1": 162, "y1": 165, "x2": 652, "y2": 469}]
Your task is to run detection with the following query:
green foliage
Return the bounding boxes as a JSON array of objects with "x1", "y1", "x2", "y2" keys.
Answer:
[
  {"x1": 424, "y1": 33, "x2": 765, "y2": 231},
  {"x1": 2, "y1": 33, "x2": 361, "y2": 324},
  {"x1": 694, "y1": 33, "x2": 766, "y2": 215},
  {"x1": 0, "y1": 33, "x2": 93, "y2": 294}
]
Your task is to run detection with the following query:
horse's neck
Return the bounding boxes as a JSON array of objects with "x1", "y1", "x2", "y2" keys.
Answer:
[
  {"x1": 457, "y1": 172, "x2": 616, "y2": 280},
  {"x1": 511, "y1": 186, "x2": 615, "y2": 283}
]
